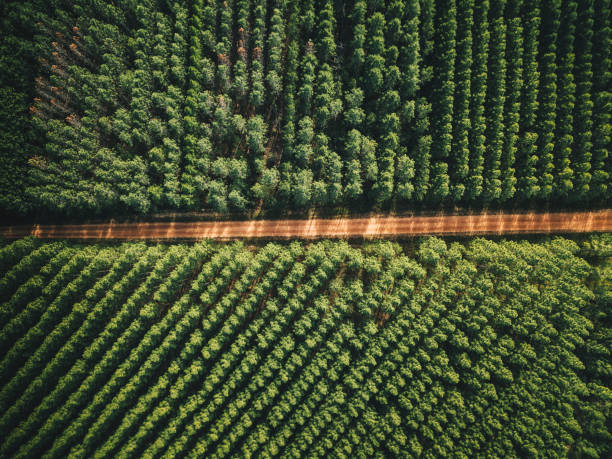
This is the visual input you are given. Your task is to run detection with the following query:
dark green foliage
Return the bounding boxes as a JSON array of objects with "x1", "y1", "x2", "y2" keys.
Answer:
[
  {"x1": 572, "y1": 0, "x2": 595, "y2": 200},
  {"x1": 516, "y1": 0, "x2": 541, "y2": 200},
  {"x1": 483, "y1": 0, "x2": 507, "y2": 202},
  {"x1": 536, "y1": 0, "x2": 561, "y2": 199},
  {"x1": 500, "y1": 0, "x2": 522, "y2": 201},
  {"x1": 450, "y1": 0, "x2": 473, "y2": 202},
  {"x1": 430, "y1": 0, "x2": 456, "y2": 203},
  {"x1": 553, "y1": 0, "x2": 577, "y2": 198},
  {"x1": 590, "y1": 0, "x2": 611, "y2": 201},
  {"x1": 0, "y1": 1, "x2": 49, "y2": 215},
  {"x1": 573, "y1": 234, "x2": 612, "y2": 458},
  {"x1": 0, "y1": 237, "x2": 609, "y2": 457},
  {"x1": 0, "y1": 0, "x2": 610, "y2": 216},
  {"x1": 466, "y1": 0, "x2": 489, "y2": 201}
]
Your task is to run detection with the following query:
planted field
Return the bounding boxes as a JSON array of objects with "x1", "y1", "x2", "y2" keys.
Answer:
[{"x1": 0, "y1": 236, "x2": 610, "y2": 458}]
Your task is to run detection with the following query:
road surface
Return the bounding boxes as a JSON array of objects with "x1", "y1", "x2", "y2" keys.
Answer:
[{"x1": 0, "y1": 210, "x2": 610, "y2": 240}]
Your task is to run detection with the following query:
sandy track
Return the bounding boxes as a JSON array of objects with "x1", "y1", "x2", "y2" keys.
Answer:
[{"x1": 0, "y1": 210, "x2": 610, "y2": 240}]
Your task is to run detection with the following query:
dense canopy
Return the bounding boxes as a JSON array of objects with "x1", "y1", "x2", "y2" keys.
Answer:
[
  {"x1": 1, "y1": 2, "x2": 610, "y2": 457},
  {"x1": 1, "y1": 0, "x2": 610, "y2": 217},
  {"x1": 0, "y1": 236, "x2": 610, "y2": 457}
]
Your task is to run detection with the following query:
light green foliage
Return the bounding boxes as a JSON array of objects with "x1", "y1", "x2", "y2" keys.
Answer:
[{"x1": 0, "y1": 237, "x2": 609, "y2": 457}]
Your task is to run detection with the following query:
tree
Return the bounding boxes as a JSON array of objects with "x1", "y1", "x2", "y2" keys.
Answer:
[
  {"x1": 249, "y1": 0, "x2": 266, "y2": 110},
  {"x1": 233, "y1": 0, "x2": 249, "y2": 104},
  {"x1": 293, "y1": 169, "x2": 313, "y2": 208},
  {"x1": 247, "y1": 115, "x2": 267, "y2": 159},
  {"x1": 396, "y1": 0, "x2": 420, "y2": 202},
  {"x1": 552, "y1": 0, "x2": 576, "y2": 198},
  {"x1": 500, "y1": 0, "x2": 522, "y2": 202},
  {"x1": 590, "y1": 0, "x2": 611, "y2": 200},
  {"x1": 535, "y1": 0, "x2": 561, "y2": 199},
  {"x1": 362, "y1": 10, "x2": 393, "y2": 204},
  {"x1": 483, "y1": 0, "x2": 506, "y2": 203},
  {"x1": 430, "y1": 0, "x2": 456, "y2": 203},
  {"x1": 450, "y1": 0, "x2": 473, "y2": 202},
  {"x1": 467, "y1": 0, "x2": 489, "y2": 201},
  {"x1": 251, "y1": 167, "x2": 279, "y2": 204},
  {"x1": 207, "y1": 180, "x2": 228, "y2": 213},
  {"x1": 179, "y1": 0, "x2": 215, "y2": 209},
  {"x1": 516, "y1": 0, "x2": 540, "y2": 200},
  {"x1": 571, "y1": 0, "x2": 594, "y2": 200},
  {"x1": 266, "y1": 7, "x2": 284, "y2": 100}
]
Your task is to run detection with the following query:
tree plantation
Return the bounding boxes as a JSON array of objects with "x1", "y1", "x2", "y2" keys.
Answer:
[
  {"x1": 1, "y1": 0, "x2": 611, "y2": 216},
  {"x1": 0, "y1": 236, "x2": 609, "y2": 458},
  {"x1": 1, "y1": 0, "x2": 611, "y2": 457}
]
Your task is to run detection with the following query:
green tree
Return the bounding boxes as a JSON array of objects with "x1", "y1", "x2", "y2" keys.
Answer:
[
  {"x1": 516, "y1": 0, "x2": 540, "y2": 200},
  {"x1": 572, "y1": 0, "x2": 594, "y2": 200},
  {"x1": 590, "y1": 0, "x2": 611, "y2": 199},
  {"x1": 483, "y1": 0, "x2": 506, "y2": 203},
  {"x1": 500, "y1": 0, "x2": 523, "y2": 201},
  {"x1": 450, "y1": 0, "x2": 473, "y2": 202},
  {"x1": 535, "y1": 0, "x2": 561, "y2": 199},
  {"x1": 467, "y1": 0, "x2": 489, "y2": 201},
  {"x1": 552, "y1": 0, "x2": 577, "y2": 198},
  {"x1": 430, "y1": 0, "x2": 456, "y2": 203},
  {"x1": 396, "y1": 0, "x2": 420, "y2": 201}
]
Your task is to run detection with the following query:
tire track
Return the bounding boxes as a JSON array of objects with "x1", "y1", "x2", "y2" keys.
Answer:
[{"x1": 0, "y1": 211, "x2": 610, "y2": 240}]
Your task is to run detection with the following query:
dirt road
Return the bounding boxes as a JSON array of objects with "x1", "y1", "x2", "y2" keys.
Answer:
[{"x1": 0, "y1": 210, "x2": 610, "y2": 240}]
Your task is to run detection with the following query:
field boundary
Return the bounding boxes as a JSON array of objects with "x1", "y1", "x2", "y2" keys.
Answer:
[{"x1": 0, "y1": 210, "x2": 610, "y2": 240}]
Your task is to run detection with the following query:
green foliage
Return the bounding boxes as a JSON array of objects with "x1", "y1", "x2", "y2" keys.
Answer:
[
  {"x1": 536, "y1": 0, "x2": 561, "y2": 199},
  {"x1": 516, "y1": 0, "x2": 541, "y2": 200},
  {"x1": 590, "y1": 0, "x2": 611, "y2": 201},
  {"x1": 553, "y1": 0, "x2": 577, "y2": 198},
  {"x1": 466, "y1": 0, "x2": 490, "y2": 201},
  {"x1": 1, "y1": 1, "x2": 610, "y2": 215},
  {"x1": 572, "y1": 0, "x2": 595, "y2": 200},
  {"x1": 0, "y1": 237, "x2": 609, "y2": 457},
  {"x1": 483, "y1": 0, "x2": 507, "y2": 203}
]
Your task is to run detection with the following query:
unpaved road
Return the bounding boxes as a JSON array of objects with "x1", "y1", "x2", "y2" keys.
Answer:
[{"x1": 0, "y1": 210, "x2": 610, "y2": 240}]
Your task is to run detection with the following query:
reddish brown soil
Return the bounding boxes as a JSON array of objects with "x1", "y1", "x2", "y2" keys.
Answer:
[{"x1": 1, "y1": 210, "x2": 610, "y2": 240}]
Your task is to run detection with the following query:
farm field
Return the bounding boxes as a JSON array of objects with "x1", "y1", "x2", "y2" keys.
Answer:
[{"x1": 0, "y1": 236, "x2": 610, "y2": 458}]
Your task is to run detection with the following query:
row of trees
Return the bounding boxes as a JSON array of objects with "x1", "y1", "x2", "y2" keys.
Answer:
[
  {"x1": 3, "y1": 245, "x2": 191, "y2": 457},
  {"x1": 0, "y1": 240, "x2": 63, "y2": 308},
  {"x1": 106, "y1": 245, "x2": 302, "y2": 458},
  {"x1": 37, "y1": 243, "x2": 236, "y2": 459},
  {"x1": 0, "y1": 246, "x2": 103, "y2": 388},
  {"x1": 1, "y1": 0, "x2": 610, "y2": 217},
  {"x1": 0, "y1": 236, "x2": 610, "y2": 457},
  {"x1": 0, "y1": 246, "x2": 76, "y2": 353},
  {"x1": 0, "y1": 244, "x2": 154, "y2": 450}
]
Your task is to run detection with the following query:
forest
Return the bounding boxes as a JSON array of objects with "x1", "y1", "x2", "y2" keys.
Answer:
[
  {"x1": 1, "y1": 0, "x2": 610, "y2": 217},
  {"x1": 1, "y1": 1, "x2": 610, "y2": 457},
  {"x1": 0, "y1": 235, "x2": 609, "y2": 458}
]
